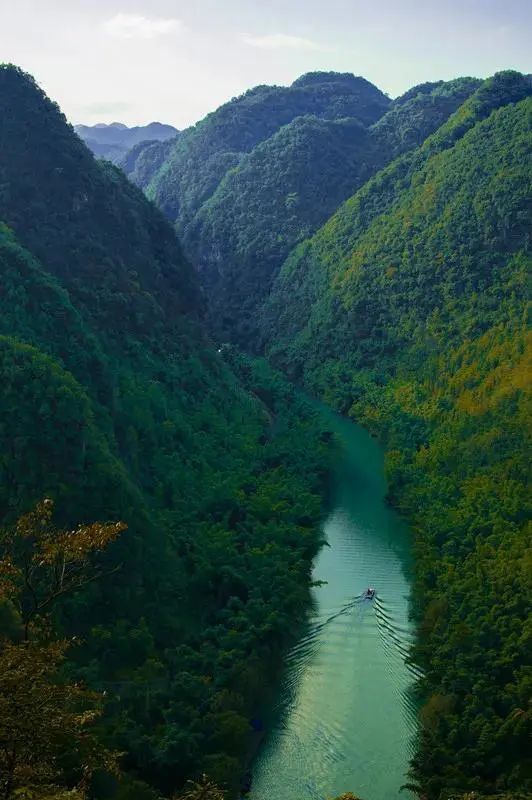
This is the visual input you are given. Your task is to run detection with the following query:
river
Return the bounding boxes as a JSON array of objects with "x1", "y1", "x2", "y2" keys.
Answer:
[{"x1": 249, "y1": 411, "x2": 419, "y2": 800}]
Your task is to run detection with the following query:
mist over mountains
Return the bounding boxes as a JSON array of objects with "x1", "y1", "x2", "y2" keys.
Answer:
[{"x1": 75, "y1": 120, "x2": 178, "y2": 162}]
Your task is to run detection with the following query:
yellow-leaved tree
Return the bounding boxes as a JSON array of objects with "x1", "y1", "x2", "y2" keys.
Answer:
[{"x1": 0, "y1": 499, "x2": 126, "y2": 800}]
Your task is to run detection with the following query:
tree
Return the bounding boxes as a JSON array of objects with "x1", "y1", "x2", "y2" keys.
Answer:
[
  {"x1": 331, "y1": 794, "x2": 364, "y2": 800},
  {"x1": 0, "y1": 638, "x2": 115, "y2": 800},
  {"x1": 0, "y1": 499, "x2": 126, "y2": 640},
  {"x1": 0, "y1": 500, "x2": 125, "y2": 799},
  {"x1": 173, "y1": 775, "x2": 225, "y2": 799}
]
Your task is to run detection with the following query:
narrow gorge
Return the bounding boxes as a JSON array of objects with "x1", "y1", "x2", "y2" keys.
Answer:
[{"x1": 0, "y1": 54, "x2": 530, "y2": 800}]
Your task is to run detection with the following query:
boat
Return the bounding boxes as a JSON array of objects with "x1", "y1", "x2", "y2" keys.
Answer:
[{"x1": 363, "y1": 587, "x2": 375, "y2": 599}]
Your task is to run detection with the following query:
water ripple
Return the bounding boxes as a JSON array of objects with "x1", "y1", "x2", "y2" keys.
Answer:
[{"x1": 250, "y1": 416, "x2": 419, "y2": 800}]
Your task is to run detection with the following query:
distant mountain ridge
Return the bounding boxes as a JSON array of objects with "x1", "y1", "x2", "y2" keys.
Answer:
[{"x1": 75, "y1": 120, "x2": 178, "y2": 162}]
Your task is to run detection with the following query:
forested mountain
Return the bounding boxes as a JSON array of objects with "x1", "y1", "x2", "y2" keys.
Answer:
[
  {"x1": 122, "y1": 72, "x2": 485, "y2": 346},
  {"x1": 258, "y1": 71, "x2": 532, "y2": 797},
  {"x1": 1, "y1": 56, "x2": 531, "y2": 800},
  {"x1": 181, "y1": 77, "x2": 481, "y2": 343},
  {"x1": 123, "y1": 72, "x2": 390, "y2": 224},
  {"x1": 0, "y1": 64, "x2": 331, "y2": 799},
  {"x1": 120, "y1": 137, "x2": 176, "y2": 189},
  {"x1": 75, "y1": 120, "x2": 178, "y2": 162}
]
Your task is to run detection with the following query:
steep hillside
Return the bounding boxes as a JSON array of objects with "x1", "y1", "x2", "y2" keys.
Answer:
[
  {"x1": 120, "y1": 136, "x2": 175, "y2": 189},
  {"x1": 185, "y1": 115, "x2": 371, "y2": 341},
  {"x1": 371, "y1": 77, "x2": 481, "y2": 159},
  {"x1": 182, "y1": 77, "x2": 480, "y2": 344},
  {"x1": 0, "y1": 65, "x2": 331, "y2": 797},
  {"x1": 260, "y1": 72, "x2": 532, "y2": 797},
  {"x1": 135, "y1": 72, "x2": 390, "y2": 225},
  {"x1": 75, "y1": 120, "x2": 178, "y2": 162},
  {"x1": 262, "y1": 72, "x2": 531, "y2": 357},
  {"x1": 1, "y1": 66, "x2": 199, "y2": 330}
]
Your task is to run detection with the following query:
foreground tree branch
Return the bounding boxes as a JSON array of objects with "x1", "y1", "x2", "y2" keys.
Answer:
[
  {"x1": 0, "y1": 499, "x2": 126, "y2": 640},
  {"x1": 0, "y1": 500, "x2": 126, "y2": 798}
]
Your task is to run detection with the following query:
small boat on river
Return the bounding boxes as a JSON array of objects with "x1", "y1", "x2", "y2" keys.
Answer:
[{"x1": 363, "y1": 587, "x2": 376, "y2": 599}]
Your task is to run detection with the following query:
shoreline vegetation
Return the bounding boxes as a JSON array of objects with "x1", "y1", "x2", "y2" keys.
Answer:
[{"x1": 0, "y1": 61, "x2": 531, "y2": 800}]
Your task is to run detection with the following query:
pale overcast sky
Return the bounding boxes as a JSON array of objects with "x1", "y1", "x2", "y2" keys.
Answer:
[{"x1": 1, "y1": 0, "x2": 530, "y2": 128}]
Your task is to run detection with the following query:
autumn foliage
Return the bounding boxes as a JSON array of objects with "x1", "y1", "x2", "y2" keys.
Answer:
[{"x1": 0, "y1": 501, "x2": 125, "y2": 799}]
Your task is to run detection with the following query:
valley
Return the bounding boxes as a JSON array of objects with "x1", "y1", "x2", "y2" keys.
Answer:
[
  {"x1": 250, "y1": 411, "x2": 417, "y2": 800},
  {"x1": 0, "y1": 53, "x2": 530, "y2": 800}
]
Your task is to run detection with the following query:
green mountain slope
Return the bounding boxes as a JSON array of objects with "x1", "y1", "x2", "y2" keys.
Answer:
[
  {"x1": 0, "y1": 65, "x2": 331, "y2": 797},
  {"x1": 182, "y1": 77, "x2": 480, "y2": 344},
  {"x1": 185, "y1": 115, "x2": 372, "y2": 341},
  {"x1": 259, "y1": 73, "x2": 532, "y2": 797},
  {"x1": 0, "y1": 66, "x2": 199, "y2": 330},
  {"x1": 120, "y1": 136, "x2": 176, "y2": 189},
  {"x1": 261, "y1": 71, "x2": 531, "y2": 358},
  {"x1": 137, "y1": 72, "x2": 390, "y2": 225},
  {"x1": 371, "y1": 77, "x2": 481, "y2": 159}
]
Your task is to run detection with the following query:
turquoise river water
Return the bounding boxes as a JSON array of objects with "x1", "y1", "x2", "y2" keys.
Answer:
[{"x1": 250, "y1": 411, "x2": 419, "y2": 800}]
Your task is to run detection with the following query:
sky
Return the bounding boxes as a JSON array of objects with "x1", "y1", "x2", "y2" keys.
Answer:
[{"x1": 1, "y1": 0, "x2": 530, "y2": 129}]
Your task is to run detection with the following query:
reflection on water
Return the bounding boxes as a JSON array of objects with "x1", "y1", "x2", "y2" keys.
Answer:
[{"x1": 250, "y1": 413, "x2": 418, "y2": 800}]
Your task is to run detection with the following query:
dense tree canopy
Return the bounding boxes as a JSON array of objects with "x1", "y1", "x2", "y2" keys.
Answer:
[
  {"x1": 0, "y1": 501, "x2": 123, "y2": 799},
  {"x1": 120, "y1": 138, "x2": 176, "y2": 189},
  {"x1": 125, "y1": 71, "x2": 390, "y2": 225},
  {"x1": 259, "y1": 74, "x2": 532, "y2": 798},
  {"x1": 1, "y1": 60, "x2": 531, "y2": 800},
  {"x1": 0, "y1": 65, "x2": 333, "y2": 798},
  {"x1": 179, "y1": 77, "x2": 481, "y2": 345}
]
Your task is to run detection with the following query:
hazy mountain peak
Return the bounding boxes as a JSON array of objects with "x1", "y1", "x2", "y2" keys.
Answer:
[
  {"x1": 291, "y1": 71, "x2": 380, "y2": 90},
  {"x1": 74, "y1": 120, "x2": 179, "y2": 162}
]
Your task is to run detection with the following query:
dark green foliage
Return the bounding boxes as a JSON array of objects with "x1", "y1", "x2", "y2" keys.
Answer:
[
  {"x1": 0, "y1": 64, "x2": 332, "y2": 796},
  {"x1": 259, "y1": 78, "x2": 532, "y2": 797},
  {"x1": 120, "y1": 138, "x2": 176, "y2": 189},
  {"x1": 0, "y1": 64, "x2": 200, "y2": 333},
  {"x1": 140, "y1": 71, "x2": 390, "y2": 225},
  {"x1": 371, "y1": 77, "x2": 482, "y2": 160},
  {"x1": 180, "y1": 77, "x2": 481, "y2": 345},
  {"x1": 185, "y1": 116, "x2": 372, "y2": 343},
  {"x1": 0, "y1": 334, "x2": 134, "y2": 524}
]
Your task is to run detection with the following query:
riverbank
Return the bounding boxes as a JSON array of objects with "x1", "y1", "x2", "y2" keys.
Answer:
[{"x1": 249, "y1": 410, "x2": 418, "y2": 800}]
